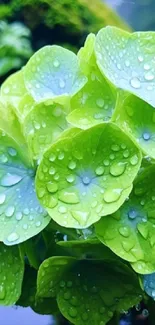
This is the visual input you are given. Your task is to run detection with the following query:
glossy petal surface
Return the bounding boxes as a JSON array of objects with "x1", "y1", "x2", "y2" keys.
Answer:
[
  {"x1": 0, "y1": 129, "x2": 50, "y2": 245},
  {"x1": 96, "y1": 166, "x2": 155, "y2": 274},
  {"x1": 95, "y1": 27, "x2": 155, "y2": 107},
  {"x1": 24, "y1": 45, "x2": 87, "y2": 103},
  {"x1": 36, "y1": 123, "x2": 141, "y2": 228}
]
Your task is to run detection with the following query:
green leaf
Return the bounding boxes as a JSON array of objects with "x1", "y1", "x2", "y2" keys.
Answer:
[
  {"x1": 0, "y1": 70, "x2": 27, "y2": 110},
  {"x1": 0, "y1": 129, "x2": 50, "y2": 245},
  {"x1": 36, "y1": 123, "x2": 142, "y2": 228},
  {"x1": 18, "y1": 265, "x2": 58, "y2": 315},
  {"x1": 143, "y1": 273, "x2": 155, "y2": 299},
  {"x1": 37, "y1": 256, "x2": 76, "y2": 299},
  {"x1": 113, "y1": 93, "x2": 155, "y2": 159},
  {"x1": 95, "y1": 26, "x2": 155, "y2": 107},
  {"x1": 0, "y1": 243, "x2": 24, "y2": 305},
  {"x1": 23, "y1": 102, "x2": 69, "y2": 160},
  {"x1": 57, "y1": 238, "x2": 121, "y2": 261},
  {"x1": 68, "y1": 34, "x2": 116, "y2": 129},
  {"x1": 57, "y1": 260, "x2": 142, "y2": 325},
  {"x1": 23, "y1": 45, "x2": 87, "y2": 103},
  {"x1": 96, "y1": 165, "x2": 155, "y2": 274}
]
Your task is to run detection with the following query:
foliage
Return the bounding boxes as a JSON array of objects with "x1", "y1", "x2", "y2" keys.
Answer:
[
  {"x1": 1, "y1": 26, "x2": 155, "y2": 324},
  {"x1": 0, "y1": 0, "x2": 130, "y2": 52},
  {"x1": 0, "y1": 20, "x2": 32, "y2": 78}
]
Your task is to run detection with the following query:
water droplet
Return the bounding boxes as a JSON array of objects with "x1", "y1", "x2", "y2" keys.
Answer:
[
  {"x1": 23, "y1": 223, "x2": 28, "y2": 230},
  {"x1": 144, "y1": 72, "x2": 154, "y2": 81},
  {"x1": 1, "y1": 174, "x2": 22, "y2": 187},
  {"x1": 66, "y1": 175, "x2": 75, "y2": 183},
  {"x1": 103, "y1": 188, "x2": 122, "y2": 203},
  {"x1": 117, "y1": 63, "x2": 121, "y2": 70},
  {"x1": 110, "y1": 162, "x2": 126, "y2": 177},
  {"x1": 128, "y1": 209, "x2": 137, "y2": 220},
  {"x1": 82, "y1": 176, "x2": 91, "y2": 185},
  {"x1": 58, "y1": 152, "x2": 64, "y2": 160},
  {"x1": 130, "y1": 77, "x2": 141, "y2": 89},
  {"x1": 7, "y1": 232, "x2": 19, "y2": 242},
  {"x1": 48, "y1": 196, "x2": 58, "y2": 208},
  {"x1": 96, "y1": 98, "x2": 104, "y2": 108},
  {"x1": 111, "y1": 144, "x2": 120, "y2": 152},
  {"x1": 68, "y1": 161, "x2": 76, "y2": 170},
  {"x1": 60, "y1": 280, "x2": 66, "y2": 288},
  {"x1": 16, "y1": 212, "x2": 23, "y2": 221},
  {"x1": 0, "y1": 154, "x2": 8, "y2": 163},
  {"x1": 49, "y1": 167, "x2": 56, "y2": 175},
  {"x1": 53, "y1": 59, "x2": 60, "y2": 68},
  {"x1": 34, "y1": 121, "x2": 40, "y2": 130},
  {"x1": 138, "y1": 55, "x2": 143, "y2": 62},
  {"x1": 59, "y1": 79, "x2": 65, "y2": 89},
  {"x1": 3, "y1": 86, "x2": 10, "y2": 94},
  {"x1": 23, "y1": 208, "x2": 29, "y2": 215},
  {"x1": 8, "y1": 148, "x2": 17, "y2": 157},
  {"x1": 68, "y1": 306, "x2": 77, "y2": 318},
  {"x1": 38, "y1": 187, "x2": 45, "y2": 198},
  {"x1": 144, "y1": 63, "x2": 150, "y2": 70},
  {"x1": 91, "y1": 200, "x2": 98, "y2": 208},
  {"x1": 47, "y1": 182, "x2": 58, "y2": 193},
  {"x1": 0, "y1": 193, "x2": 6, "y2": 204},
  {"x1": 122, "y1": 240, "x2": 135, "y2": 252},
  {"x1": 58, "y1": 206, "x2": 67, "y2": 214},
  {"x1": 103, "y1": 159, "x2": 109, "y2": 167},
  {"x1": 109, "y1": 153, "x2": 115, "y2": 160},
  {"x1": 49, "y1": 153, "x2": 56, "y2": 162},
  {"x1": 123, "y1": 150, "x2": 129, "y2": 158},
  {"x1": 70, "y1": 296, "x2": 78, "y2": 306},
  {"x1": 125, "y1": 60, "x2": 130, "y2": 67},
  {"x1": 95, "y1": 166, "x2": 104, "y2": 176},
  {"x1": 142, "y1": 132, "x2": 150, "y2": 141},
  {"x1": 5, "y1": 206, "x2": 15, "y2": 217},
  {"x1": 119, "y1": 226, "x2": 130, "y2": 237},
  {"x1": 130, "y1": 155, "x2": 138, "y2": 165},
  {"x1": 137, "y1": 223, "x2": 149, "y2": 239},
  {"x1": 71, "y1": 210, "x2": 89, "y2": 225},
  {"x1": 36, "y1": 221, "x2": 41, "y2": 227},
  {"x1": 142, "y1": 309, "x2": 149, "y2": 317},
  {"x1": 100, "y1": 307, "x2": 105, "y2": 314},
  {"x1": 135, "y1": 303, "x2": 141, "y2": 311},
  {"x1": 59, "y1": 191, "x2": 79, "y2": 204},
  {"x1": 0, "y1": 285, "x2": 5, "y2": 300}
]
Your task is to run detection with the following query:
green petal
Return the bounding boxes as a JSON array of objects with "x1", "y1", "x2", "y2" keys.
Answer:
[
  {"x1": 23, "y1": 102, "x2": 69, "y2": 160},
  {"x1": 0, "y1": 243, "x2": 24, "y2": 305},
  {"x1": 78, "y1": 34, "x2": 96, "y2": 76},
  {"x1": 113, "y1": 93, "x2": 155, "y2": 159},
  {"x1": 57, "y1": 260, "x2": 142, "y2": 325},
  {"x1": 0, "y1": 70, "x2": 27, "y2": 110},
  {"x1": 96, "y1": 165, "x2": 155, "y2": 274},
  {"x1": 37, "y1": 256, "x2": 76, "y2": 299},
  {"x1": 0, "y1": 99, "x2": 27, "y2": 148},
  {"x1": 68, "y1": 34, "x2": 116, "y2": 129},
  {"x1": 143, "y1": 273, "x2": 155, "y2": 299},
  {"x1": 0, "y1": 129, "x2": 50, "y2": 245},
  {"x1": 23, "y1": 45, "x2": 87, "y2": 103},
  {"x1": 36, "y1": 123, "x2": 142, "y2": 228},
  {"x1": 95, "y1": 26, "x2": 155, "y2": 107}
]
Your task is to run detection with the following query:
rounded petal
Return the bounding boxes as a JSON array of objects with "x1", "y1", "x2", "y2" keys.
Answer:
[
  {"x1": 95, "y1": 26, "x2": 155, "y2": 107},
  {"x1": 36, "y1": 123, "x2": 142, "y2": 228}
]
